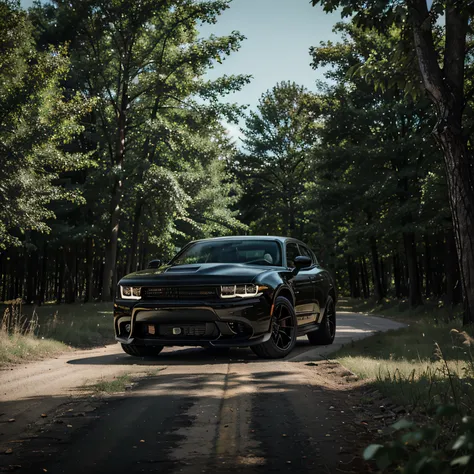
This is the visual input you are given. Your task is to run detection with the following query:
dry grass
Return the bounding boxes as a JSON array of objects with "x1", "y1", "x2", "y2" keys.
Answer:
[
  {"x1": 335, "y1": 319, "x2": 474, "y2": 413},
  {"x1": 338, "y1": 297, "x2": 462, "y2": 324},
  {"x1": 0, "y1": 300, "x2": 115, "y2": 366},
  {"x1": 0, "y1": 332, "x2": 67, "y2": 365},
  {"x1": 86, "y1": 374, "x2": 132, "y2": 393},
  {"x1": 1, "y1": 301, "x2": 115, "y2": 348}
]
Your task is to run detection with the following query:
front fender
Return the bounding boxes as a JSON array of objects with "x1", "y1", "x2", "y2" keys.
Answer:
[{"x1": 273, "y1": 283, "x2": 296, "y2": 307}]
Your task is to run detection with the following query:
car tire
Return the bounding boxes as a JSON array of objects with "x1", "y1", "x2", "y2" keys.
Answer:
[
  {"x1": 251, "y1": 296, "x2": 297, "y2": 359},
  {"x1": 307, "y1": 295, "x2": 336, "y2": 346},
  {"x1": 121, "y1": 343, "x2": 164, "y2": 357}
]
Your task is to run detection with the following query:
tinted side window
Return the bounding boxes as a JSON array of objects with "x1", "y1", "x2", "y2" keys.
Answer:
[
  {"x1": 286, "y1": 243, "x2": 301, "y2": 268},
  {"x1": 309, "y1": 249, "x2": 319, "y2": 265},
  {"x1": 298, "y1": 245, "x2": 312, "y2": 261}
]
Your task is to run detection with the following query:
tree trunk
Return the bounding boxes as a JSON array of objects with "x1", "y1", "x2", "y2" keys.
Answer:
[
  {"x1": 359, "y1": 257, "x2": 370, "y2": 298},
  {"x1": 17, "y1": 253, "x2": 24, "y2": 299},
  {"x1": 410, "y1": 0, "x2": 473, "y2": 322},
  {"x1": 85, "y1": 238, "x2": 94, "y2": 303},
  {"x1": 393, "y1": 252, "x2": 402, "y2": 298},
  {"x1": 436, "y1": 133, "x2": 474, "y2": 323},
  {"x1": 380, "y1": 258, "x2": 388, "y2": 296},
  {"x1": 1, "y1": 253, "x2": 7, "y2": 302},
  {"x1": 101, "y1": 81, "x2": 128, "y2": 301},
  {"x1": 446, "y1": 228, "x2": 462, "y2": 306},
  {"x1": 127, "y1": 200, "x2": 143, "y2": 274},
  {"x1": 26, "y1": 250, "x2": 37, "y2": 303},
  {"x1": 96, "y1": 255, "x2": 103, "y2": 299},
  {"x1": 424, "y1": 235, "x2": 432, "y2": 298},
  {"x1": 370, "y1": 237, "x2": 385, "y2": 302},
  {"x1": 139, "y1": 236, "x2": 149, "y2": 271},
  {"x1": 65, "y1": 246, "x2": 77, "y2": 304},
  {"x1": 347, "y1": 255, "x2": 361, "y2": 298},
  {"x1": 39, "y1": 242, "x2": 48, "y2": 304},
  {"x1": 56, "y1": 249, "x2": 64, "y2": 304},
  {"x1": 102, "y1": 176, "x2": 122, "y2": 301},
  {"x1": 403, "y1": 232, "x2": 423, "y2": 307},
  {"x1": 288, "y1": 198, "x2": 296, "y2": 236}
]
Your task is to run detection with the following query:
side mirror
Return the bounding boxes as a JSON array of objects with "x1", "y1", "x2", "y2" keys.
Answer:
[
  {"x1": 147, "y1": 259, "x2": 161, "y2": 269},
  {"x1": 293, "y1": 255, "x2": 312, "y2": 275}
]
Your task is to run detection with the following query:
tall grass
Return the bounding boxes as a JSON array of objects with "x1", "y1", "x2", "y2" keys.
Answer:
[
  {"x1": 0, "y1": 300, "x2": 116, "y2": 365},
  {"x1": 338, "y1": 296, "x2": 462, "y2": 323},
  {"x1": 0, "y1": 300, "x2": 66, "y2": 365},
  {"x1": 336, "y1": 319, "x2": 474, "y2": 415},
  {"x1": 1, "y1": 300, "x2": 116, "y2": 347}
]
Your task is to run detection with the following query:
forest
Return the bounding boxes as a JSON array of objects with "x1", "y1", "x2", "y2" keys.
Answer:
[{"x1": 1, "y1": 0, "x2": 473, "y2": 323}]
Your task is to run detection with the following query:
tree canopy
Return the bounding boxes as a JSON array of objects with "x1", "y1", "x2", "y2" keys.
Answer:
[{"x1": 0, "y1": 0, "x2": 472, "y2": 319}]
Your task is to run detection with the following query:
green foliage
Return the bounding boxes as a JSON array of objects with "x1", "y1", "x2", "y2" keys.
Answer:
[
  {"x1": 364, "y1": 409, "x2": 474, "y2": 473},
  {"x1": 2, "y1": 0, "x2": 252, "y2": 293},
  {"x1": 0, "y1": 0, "x2": 91, "y2": 248},
  {"x1": 236, "y1": 81, "x2": 320, "y2": 237},
  {"x1": 305, "y1": 20, "x2": 452, "y2": 292}
]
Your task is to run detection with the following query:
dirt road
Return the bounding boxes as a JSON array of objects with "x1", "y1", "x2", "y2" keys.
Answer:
[{"x1": 0, "y1": 312, "x2": 404, "y2": 473}]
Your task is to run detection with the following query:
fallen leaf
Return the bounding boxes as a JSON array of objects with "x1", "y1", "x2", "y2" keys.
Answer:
[
  {"x1": 8, "y1": 418, "x2": 15, "y2": 423},
  {"x1": 282, "y1": 434, "x2": 287, "y2": 437},
  {"x1": 140, "y1": 440, "x2": 145, "y2": 443},
  {"x1": 41, "y1": 414, "x2": 47, "y2": 418},
  {"x1": 67, "y1": 424, "x2": 73, "y2": 428},
  {"x1": 5, "y1": 448, "x2": 13, "y2": 454}
]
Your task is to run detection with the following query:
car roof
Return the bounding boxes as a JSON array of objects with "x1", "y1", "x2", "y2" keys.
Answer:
[{"x1": 190, "y1": 235, "x2": 307, "y2": 246}]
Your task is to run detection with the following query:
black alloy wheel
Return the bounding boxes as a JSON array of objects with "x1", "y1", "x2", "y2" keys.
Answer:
[
  {"x1": 251, "y1": 296, "x2": 297, "y2": 359},
  {"x1": 307, "y1": 295, "x2": 336, "y2": 346},
  {"x1": 271, "y1": 301, "x2": 295, "y2": 350}
]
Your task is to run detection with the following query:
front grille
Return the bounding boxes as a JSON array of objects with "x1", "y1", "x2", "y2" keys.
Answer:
[
  {"x1": 139, "y1": 322, "x2": 219, "y2": 340},
  {"x1": 158, "y1": 323, "x2": 208, "y2": 337},
  {"x1": 141, "y1": 286, "x2": 218, "y2": 300}
]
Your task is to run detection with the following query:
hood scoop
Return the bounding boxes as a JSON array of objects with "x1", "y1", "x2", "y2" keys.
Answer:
[{"x1": 165, "y1": 265, "x2": 201, "y2": 273}]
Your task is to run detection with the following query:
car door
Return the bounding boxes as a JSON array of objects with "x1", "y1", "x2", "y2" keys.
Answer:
[
  {"x1": 286, "y1": 242, "x2": 316, "y2": 325},
  {"x1": 299, "y1": 245, "x2": 324, "y2": 321}
]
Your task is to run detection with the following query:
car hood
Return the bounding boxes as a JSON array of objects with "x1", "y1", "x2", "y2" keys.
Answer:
[{"x1": 118, "y1": 263, "x2": 284, "y2": 286}]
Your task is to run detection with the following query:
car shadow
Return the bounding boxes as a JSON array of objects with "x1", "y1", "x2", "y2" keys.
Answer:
[{"x1": 67, "y1": 338, "x2": 319, "y2": 366}]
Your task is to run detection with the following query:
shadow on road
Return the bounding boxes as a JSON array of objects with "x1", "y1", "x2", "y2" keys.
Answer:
[
  {"x1": 66, "y1": 339, "x2": 323, "y2": 366},
  {"x1": 1, "y1": 367, "x2": 372, "y2": 474}
]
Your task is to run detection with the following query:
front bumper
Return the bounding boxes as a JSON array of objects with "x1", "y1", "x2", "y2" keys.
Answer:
[{"x1": 114, "y1": 295, "x2": 273, "y2": 347}]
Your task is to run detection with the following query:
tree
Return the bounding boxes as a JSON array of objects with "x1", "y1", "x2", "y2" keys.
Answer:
[
  {"x1": 33, "y1": 0, "x2": 250, "y2": 300},
  {"x1": 311, "y1": 0, "x2": 474, "y2": 322},
  {"x1": 0, "y1": 0, "x2": 89, "y2": 249},
  {"x1": 236, "y1": 81, "x2": 319, "y2": 237}
]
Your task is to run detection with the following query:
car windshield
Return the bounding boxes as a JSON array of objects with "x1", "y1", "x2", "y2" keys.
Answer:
[{"x1": 171, "y1": 240, "x2": 282, "y2": 266}]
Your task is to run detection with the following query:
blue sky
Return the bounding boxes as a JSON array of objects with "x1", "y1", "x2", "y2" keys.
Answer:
[
  {"x1": 21, "y1": 0, "x2": 342, "y2": 141},
  {"x1": 199, "y1": 0, "x2": 341, "y2": 140}
]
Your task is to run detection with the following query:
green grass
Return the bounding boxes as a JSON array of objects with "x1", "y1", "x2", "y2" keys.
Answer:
[
  {"x1": 338, "y1": 296, "x2": 462, "y2": 324},
  {"x1": 0, "y1": 331, "x2": 67, "y2": 365},
  {"x1": 87, "y1": 374, "x2": 132, "y2": 393},
  {"x1": 0, "y1": 301, "x2": 116, "y2": 366},
  {"x1": 1, "y1": 301, "x2": 116, "y2": 348},
  {"x1": 334, "y1": 319, "x2": 474, "y2": 413}
]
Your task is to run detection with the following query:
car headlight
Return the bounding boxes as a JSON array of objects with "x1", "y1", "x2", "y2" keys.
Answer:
[
  {"x1": 120, "y1": 286, "x2": 142, "y2": 300},
  {"x1": 220, "y1": 284, "x2": 265, "y2": 298}
]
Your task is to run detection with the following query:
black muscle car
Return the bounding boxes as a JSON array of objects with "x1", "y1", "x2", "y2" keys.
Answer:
[{"x1": 114, "y1": 236, "x2": 336, "y2": 359}]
